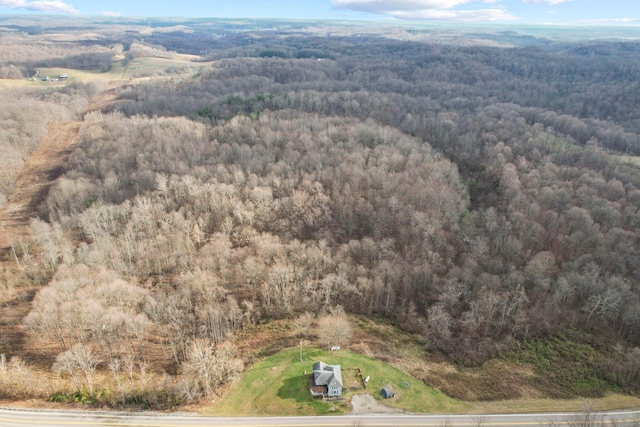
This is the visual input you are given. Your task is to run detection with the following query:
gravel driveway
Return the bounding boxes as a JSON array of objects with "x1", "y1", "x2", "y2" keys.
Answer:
[{"x1": 350, "y1": 394, "x2": 401, "y2": 414}]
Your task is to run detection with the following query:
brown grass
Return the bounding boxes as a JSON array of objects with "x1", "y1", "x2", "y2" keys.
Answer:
[
  {"x1": 425, "y1": 358, "x2": 544, "y2": 401},
  {"x1": 470, "y1": 394, "x2": 640, "y2": 414},
  {"x1": 83, "y1": 80, "x2": 128, "y2": 115},
  {"x1": 0, "y1": 287, "x2": 38, "y2": 359}
]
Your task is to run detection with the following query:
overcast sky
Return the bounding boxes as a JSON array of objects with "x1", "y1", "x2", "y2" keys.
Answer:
[{"x1": 0, "y1": 0, "x2": 638, "y2": 25}]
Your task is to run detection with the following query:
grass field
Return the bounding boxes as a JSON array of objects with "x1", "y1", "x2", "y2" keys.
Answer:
[
  {"x1": 204, "y1": 347, "x2": 467, "y2": 416},
  {"x1": 471, "y1": 394, "x2": 640, "y2": 414},
  {"x1": 10, "y1": 52, "x2": 214, "y2": 88}
]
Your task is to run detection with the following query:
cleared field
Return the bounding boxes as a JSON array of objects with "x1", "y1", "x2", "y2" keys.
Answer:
[
  {"x1": 227, "y1": 318, "x2": 640, "y2": 416},
  {"x1": 0, "y1": 79, "x2": 42, "y2": 89},
  {"x1": 204, "y1": 347, "x2": 467, "y2": 416},
  {"x1": 119, "y1": 56, "x2": 207, "y2": 79},
  {"x1": 32, "y1": 67, "x2": 118, "y2": 82},
  {"x1": 12, "y1": 53, "x2": 213, "y2": 86}
]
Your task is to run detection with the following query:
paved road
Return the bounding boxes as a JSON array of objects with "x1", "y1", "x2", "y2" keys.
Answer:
[{"x1": 1, "y1": 409, "x2": 639, "y2": 427}]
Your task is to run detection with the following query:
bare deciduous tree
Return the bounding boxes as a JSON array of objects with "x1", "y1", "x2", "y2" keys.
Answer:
[
  {"x1": 180, "y1": 339, "x2": 243, "y2": 401},
  {"x1": 317, "y1": 306, "x2": 352, "y2": 349},
  {"x1": 293, "y1": 312, "x2": 315, "y2": 339},
  {"x1": 52, "y1": 343, "x2": 101, "y2": 392}
]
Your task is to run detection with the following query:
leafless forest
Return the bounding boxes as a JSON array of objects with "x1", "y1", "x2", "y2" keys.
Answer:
[{"x1": 1, "y1": 17, "x2": 639, "y2": 407}]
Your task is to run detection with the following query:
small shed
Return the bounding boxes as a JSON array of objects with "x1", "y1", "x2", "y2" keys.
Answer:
[{"x1": 381, "y1": 385, "x2": 395, "y2": 399}]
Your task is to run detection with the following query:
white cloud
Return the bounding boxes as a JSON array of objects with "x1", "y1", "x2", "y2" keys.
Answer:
[
  {"x1": 331, "y1": 0, "x2": 472, "y2": 14},
  {"x1": 393, "y1": 8, "x2": 516, "y2": 21},
  {"x1": 0, "y1": 0, "x2": 79, "y2": 14},
  {"x1": 330, "y1": 0, "x2": 515, "y2": 21},
  {"x1": 522, "y1": 0, "x2": 572, "y2": 4},
  {"x1": 580, "y1": 17, "x2": 640, "y2": 25}
]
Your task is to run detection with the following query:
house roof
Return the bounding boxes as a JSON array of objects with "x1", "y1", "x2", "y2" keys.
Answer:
[{"x1": 313, "y1": 361, "x2": 343, "y2": 388}]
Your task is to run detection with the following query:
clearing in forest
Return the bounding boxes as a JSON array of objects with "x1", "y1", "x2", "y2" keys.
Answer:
[
  {"x1": 0, "y1": 76, "x2": 133, "y2": 256},
  {"x1": 204, "y1": 347, "x2": 466, "y2": 416},
  {"x1": 0, "y1": 121, "x2": 81, "y2": 255}
]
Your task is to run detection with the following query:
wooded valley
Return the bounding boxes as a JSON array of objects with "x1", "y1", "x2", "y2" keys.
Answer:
[{"x1": 1, "y1": 17, "x2": 639, "y2": 408}]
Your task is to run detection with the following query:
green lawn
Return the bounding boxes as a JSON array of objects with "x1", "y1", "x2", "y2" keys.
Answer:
[{"x1": 204, "y1": 347, "x2": 466, "y2": 416}]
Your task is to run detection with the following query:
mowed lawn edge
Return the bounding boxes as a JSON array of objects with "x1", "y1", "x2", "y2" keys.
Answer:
[{"x1": 203, "y1": 347, "x2": 467, "y2": 416}]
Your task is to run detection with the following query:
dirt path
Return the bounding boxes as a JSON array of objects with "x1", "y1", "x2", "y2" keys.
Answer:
[
  {"x1": 0, "y1": 287, "x2": 38, "y2": 358},
  {"x1": 84, "y1": 80, "x2": 128, "y2": 116},
  {"x1": 0, "y1": 121, "x2": 81, "y2": 255}
]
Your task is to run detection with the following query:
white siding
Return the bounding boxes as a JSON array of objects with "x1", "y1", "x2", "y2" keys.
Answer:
[{"x1": 328, "y1": 386, "x2": 341, "y2": 396}]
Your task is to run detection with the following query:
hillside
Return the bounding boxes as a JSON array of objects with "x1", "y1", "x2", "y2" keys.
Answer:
[
  {"x1": 0, "y1": 18, "x2": 639, "y2": 410},
  {"x1": 0, "y1": 121, "x2": 80, "y2": 254}
]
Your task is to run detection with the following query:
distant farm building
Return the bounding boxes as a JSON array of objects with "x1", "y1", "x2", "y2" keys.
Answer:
[
  {"x1": 310, "y1": 361, "x2": 343, "y2": 397},
  {"x1": 381, "y1": 385, "x2": 395, "y2": 398}
]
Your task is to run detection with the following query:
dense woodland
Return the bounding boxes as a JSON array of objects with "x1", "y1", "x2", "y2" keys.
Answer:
[{"x1": 1, "y1": 19, "x2": 640, "y2": 405}]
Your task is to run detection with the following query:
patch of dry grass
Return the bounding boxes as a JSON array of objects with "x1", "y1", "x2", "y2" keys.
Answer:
[
  {"x1": 0, "y1": 79, "x2": 40, "y2": 89},
  {"x1": 615, "y1": 154, "x2": 640, "y2": 167},
  {"x1": 470, "y1": 394, "x2": 640, "y2": 414}
]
